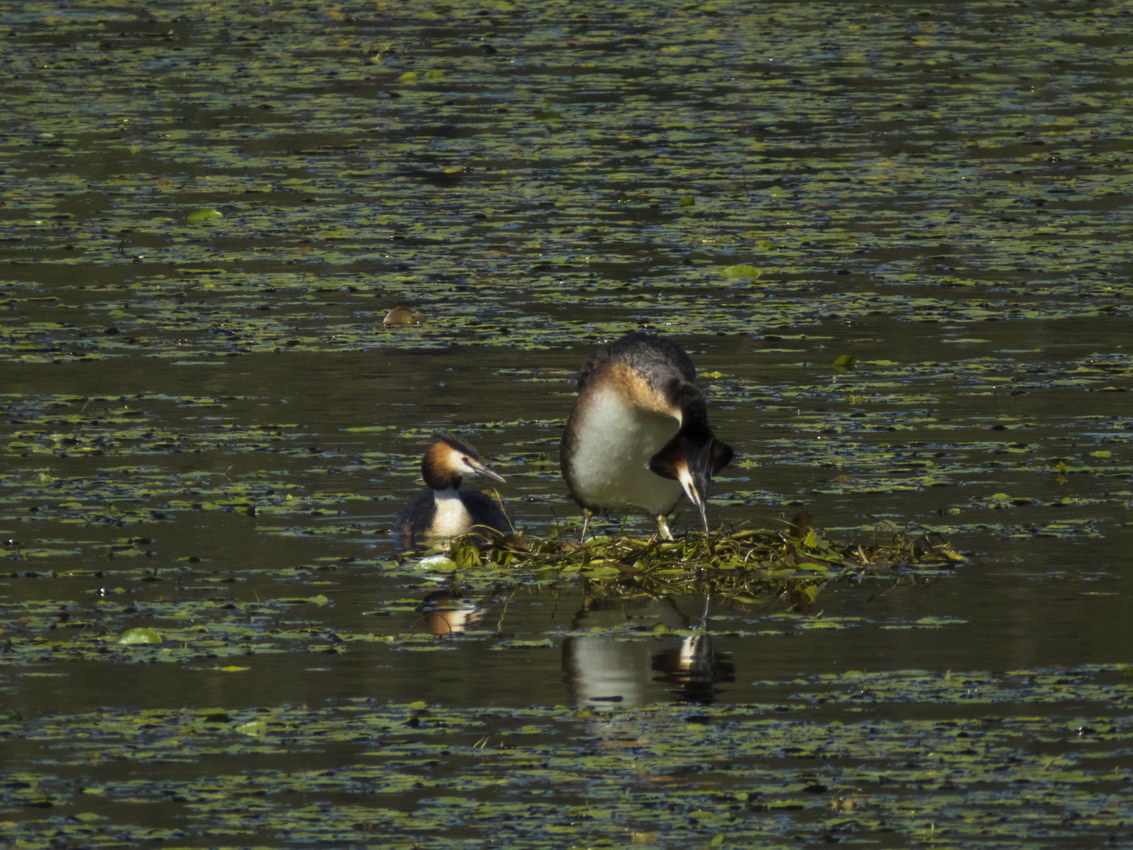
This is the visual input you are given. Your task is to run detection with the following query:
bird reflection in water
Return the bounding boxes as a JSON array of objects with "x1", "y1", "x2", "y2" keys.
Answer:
[
  {"x1": 651, "y1": 630, "x2": 735, "y2": 705},
  {"x1": 417, "y1": 590, "x2": 487, "y2": 638},
  {"x1": 562, "y1": 596, "x2": 733, "y2": 708}
]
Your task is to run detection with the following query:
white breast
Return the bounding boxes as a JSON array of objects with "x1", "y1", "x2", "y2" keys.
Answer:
[
  {"x1": 430, "y1": 488, "x2": 473, "y2": 537},
  {"x1": 568, "y1": 385, "x2": 682, "y2": 517}
]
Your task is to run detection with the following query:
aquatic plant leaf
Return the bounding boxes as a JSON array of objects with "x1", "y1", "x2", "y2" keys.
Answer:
[
  {"x1": 116, "y1": 627, "x2": 164, "y2": 645},
  {"x1": 186, "y1": 207, "x2": 224, "y2": 224},
  {"x1": 721, "y1": 264, "x2": 761, "y2": 279}
]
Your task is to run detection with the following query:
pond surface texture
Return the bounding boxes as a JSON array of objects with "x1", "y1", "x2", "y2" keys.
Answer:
[{"x1": 3, "y1": 1, "x2": 1132, "y2": 847}]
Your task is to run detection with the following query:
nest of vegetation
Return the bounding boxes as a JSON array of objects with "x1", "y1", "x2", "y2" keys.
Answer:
[{"x1": 431, "y1": 513, "x2": 966, "y2": 602}]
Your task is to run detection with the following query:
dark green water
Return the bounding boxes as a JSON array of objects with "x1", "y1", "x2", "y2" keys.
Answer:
[{"x1": 3, "y1": 1, "x2": 1131, "y2": 846}]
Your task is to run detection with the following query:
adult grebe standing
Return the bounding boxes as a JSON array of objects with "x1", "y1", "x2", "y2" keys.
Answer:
[{"x1": 560, "y1": 332, "x2": 734, "y2": 538}]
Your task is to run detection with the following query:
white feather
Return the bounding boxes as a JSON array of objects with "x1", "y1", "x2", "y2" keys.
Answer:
[
  {"x1": 568, "y1": 385, "x2": 682, "y2": 517},
  {"x1": 430, "y1": 488, "x2": 473, "y2": 537}
]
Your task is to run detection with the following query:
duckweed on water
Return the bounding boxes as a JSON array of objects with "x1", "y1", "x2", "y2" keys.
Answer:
[
  {"x1": 4, "y1": 1, "x2": 1132, "y2": 363},
  {"x1": 0, "y1": 522, "x2": 956, "y2": 669},
  {"x1": 4, "y1": 671, "x2": 1130, "y2": 848}
]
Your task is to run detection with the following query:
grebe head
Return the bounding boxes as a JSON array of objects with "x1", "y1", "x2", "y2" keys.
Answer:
[
  {"x1": 648, "y1": 396, "x2": 734, "y2": 531},
  {"x1": 422, "y1": 431, "x2": 505, "y2": 491}
]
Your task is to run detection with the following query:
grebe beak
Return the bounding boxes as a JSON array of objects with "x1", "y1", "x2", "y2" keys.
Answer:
[
  {"x1": 651, "y1": 434, "x2": 733, "y2": 533},
  {"x1": 462, "y1": 456, "x2": 506, "y2": 484}
]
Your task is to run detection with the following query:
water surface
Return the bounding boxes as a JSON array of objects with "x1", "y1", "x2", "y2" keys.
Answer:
[{"x1": 3, "y1": 1, "x2": 1131, "y2": 846}]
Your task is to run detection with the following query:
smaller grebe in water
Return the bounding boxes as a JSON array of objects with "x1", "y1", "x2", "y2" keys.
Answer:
[{"x1": 392, "y1": 431, "x2": 511, "y2": 548}]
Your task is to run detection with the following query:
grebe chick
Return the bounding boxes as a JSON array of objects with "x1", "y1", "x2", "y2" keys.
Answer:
[
  {"x1": 392, "y1": 431, "x2": 511, "y2": 548},
  {"x1": 560, "y1": 332, "x2": 734, "y2": 539}
]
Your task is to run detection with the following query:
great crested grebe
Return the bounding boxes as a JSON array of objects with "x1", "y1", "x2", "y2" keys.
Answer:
[
  {"x1": 392, "y1": 431, "x2": 511, "y2": 548},
  {"x1": 560, "y1": 331, "x2": 733, "y2": 538}
]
